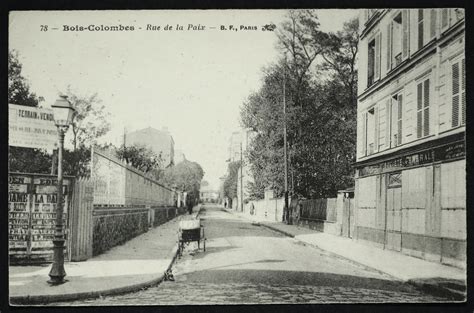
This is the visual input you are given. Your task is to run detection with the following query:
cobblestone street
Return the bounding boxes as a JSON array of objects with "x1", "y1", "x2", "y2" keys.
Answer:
[{"x1": 58, "y1": 206, "x2": 451, "y2": 305}]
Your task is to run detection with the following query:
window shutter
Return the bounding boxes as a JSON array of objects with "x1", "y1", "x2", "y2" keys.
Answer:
[
  {"x1": 462, "y1": 58, "x2": 465, "y2": 125},
  {"x1": 402, "y1": 10, "x2": 409, "y2": 59},
  {"x1": 418, "y1": 9, "x2": 424, "y2": 50},
  {"x1": 385, "y1": 99, "x2": 391, "y2": 148},
  {"x1": 386, "y1": 22, "x2": 392, "y2": 71},
  {"x1": 397, "y1": 95, "x2": 403, "y2": 145},
  {"x1": 430, "y1": 9, "x2": 437, "y2": 39},
  {"x1": 375, "y1": 33, "x2": 381, "y2": 81},
  {"x1": 374, "y1": 106, "x2": 379, "y2": 151},
  {"x1": 417, "y1": 82, "x2": 423, "y2": 138},
  {"x1": 362, "y1": 112, "x2": 367, "y2": 156},
  {"x1": 452, "y1": 62, "x2": 460, "y2": 127},
  {"x1": 423, "y1": 79, "x2": 430, "y2": 136},
  {"x1": 441, "y1": 9, "x2": 449, "y2": 29}
]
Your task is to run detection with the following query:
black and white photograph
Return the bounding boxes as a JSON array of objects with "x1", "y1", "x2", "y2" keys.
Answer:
[{"x1": 7, "y1": 8, "x2": 466, "y2": 306}]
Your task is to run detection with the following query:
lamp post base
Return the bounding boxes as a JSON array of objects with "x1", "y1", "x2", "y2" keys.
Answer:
[{"x1": 48, "y1": 238, "x2": 67, "y2": 285}]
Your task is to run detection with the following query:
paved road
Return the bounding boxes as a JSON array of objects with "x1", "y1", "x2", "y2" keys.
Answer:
[{"x1": 62, "y1": 205, "x2": 450, "y2": 305}]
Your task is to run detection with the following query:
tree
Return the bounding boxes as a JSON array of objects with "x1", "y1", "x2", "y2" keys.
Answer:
[
  {"x1": 240, "y1": 13, "x2": 359, "y2": 199},
  {"x1": 223, "y1": 161, "x2": 241, "y2": 202},
  {"x1": 8, "y1": 50, "x2": 40, "y2": 107},
  {"x1": 160, "y1": 160, "x2": 204, "y2": 204},
  {"x1": 116, "y1": 144, "x2": 164, "y2": 176},
  {"x1": 65, "y1": 88, "x2": 111, "y2": 151},
  {"x1": 8, "y1": 146, "x2": 52, "y2": 174},
  {"x1": 8, "y1": 50, "x2": 50, "y2": 174}
]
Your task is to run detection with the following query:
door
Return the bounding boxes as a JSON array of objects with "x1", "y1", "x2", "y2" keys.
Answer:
[
  {"x1": 342, "y1": 198, "x2": 349, "y2": 237},
  {"x1": 342, "y1": 197, "x2": 354, "y2": 238},
  {"x1": 385, "y1": 176, "x2": 402, "y2": 251}
]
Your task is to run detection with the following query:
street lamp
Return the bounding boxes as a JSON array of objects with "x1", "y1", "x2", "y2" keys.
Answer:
[{"x1": 48, "y1": 95, "x2": 76, "y2": 285}]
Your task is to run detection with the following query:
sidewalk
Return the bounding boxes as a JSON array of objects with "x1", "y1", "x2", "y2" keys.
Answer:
[
  {"x1": 225, "y1": 208, "x2": 466, "y2": 301},
  {"x1": 9, "y1": 207, "x2": 201, "y2": 305}
]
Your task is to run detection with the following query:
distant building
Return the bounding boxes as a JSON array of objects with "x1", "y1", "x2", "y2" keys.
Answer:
[
  {"x1": 227, "y1": 129, "x2": 256, "y2": 211},
  {"x1": 200, "y1": 182, "x2": 219, "y2": 203},
  {"x1": 355, "y1": 9, "x2": 465, "y2": 267},
  {"x1": 125, "y1": 127, "x2": 175, "y2": 167}
]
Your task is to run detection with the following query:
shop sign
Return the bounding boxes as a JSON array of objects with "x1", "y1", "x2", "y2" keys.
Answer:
[{"x1": 359, "y1": 141, "x2": 465, "y2": 176}]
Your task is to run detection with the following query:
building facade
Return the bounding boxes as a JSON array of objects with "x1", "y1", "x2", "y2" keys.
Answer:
[
  {"x1": 228, "y1": 129, "x2": 256, "y2": 211},
  {"x1": 355, "y1": 9, "x2": 465, "y2": 268},
  {"x1": 125, "y1": 127, "x2": 175, "y2": 167}
]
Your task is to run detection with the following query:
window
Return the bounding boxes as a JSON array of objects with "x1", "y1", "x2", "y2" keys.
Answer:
[
  {"x1": 417, "y1": 79, "x2": 430, "y2": 138},
  {"x1": 367, "y1": 33, "x2": 381, "y2": 87},
  {"x1": 387, "y1": 10, "x2": 409, "y2": 72},
  {"x1": 368, "y1": 39, "x2": 375, "y2": 86},
  {"x1": 441, "y1": 9, "x2": 464, "y2": 32},
  {"x1": 390, "y1": 92, "x2": 403, "y2": 147},
  {"x1": 451, "y1": 58, "x2": 466, "y2": 127},
  {"x1": 441, "y1": 9, "x2": 449, "y2": 30},
  {"x1": 388, "y1": 172, "x2": 402, "y2": 188},
  {"x1": 367, "y1": 108, "x2": 376, "y2": 155},
  {"x1": 362, "y1": 106, "x2": 379, "y2": 156},
  {"x1": 368, "y1": 9, "x2": 378, "y2": 20},
  {"x1": 418, "y1": 9, "x2": 424, "y2": 50},
  {"x1": 392, "y1": 13, "x2": 403, "y2": 67},
  {"x1": 430, "y1": 9, "x2": 437, "y2": 39}
]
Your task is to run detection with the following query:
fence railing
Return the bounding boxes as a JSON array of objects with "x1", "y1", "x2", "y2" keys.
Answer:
[{"x1": 299, "y1": 198, "x2": 337, "y2": 222}]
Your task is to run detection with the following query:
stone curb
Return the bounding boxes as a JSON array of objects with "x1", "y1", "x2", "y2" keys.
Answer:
[
  {"x1": 10, "y1": 219, "x2": 184, "y2": 305},
  {"x1": 257, "y1": 222, "x2": 465, "y2": 301}
]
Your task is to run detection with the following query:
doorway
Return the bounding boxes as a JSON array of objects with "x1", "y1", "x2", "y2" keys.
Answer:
[{"x1": 385, "y1": 172, "x2": 402, "y2": 251}]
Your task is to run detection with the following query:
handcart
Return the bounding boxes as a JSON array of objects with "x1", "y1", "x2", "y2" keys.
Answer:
[{"x1": 178, "y1": 218, "x2": 206, "y2": 257}]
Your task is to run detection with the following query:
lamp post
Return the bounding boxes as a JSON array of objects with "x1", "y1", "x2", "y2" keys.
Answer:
[
  {"x1": 48, "y1": 95, "x2": 76, "y2": 285},
  {"x1": 282, "y1": 63, "x2": 290, "y2": 225},
  {"x1": 240, "y1": 141, "x2": 243, "y2": 212}
]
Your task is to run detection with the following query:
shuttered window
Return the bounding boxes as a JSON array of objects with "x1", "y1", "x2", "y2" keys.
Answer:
[
  {"x1": 423, "y1": 80, "x2": 430, "y2": 136},
  {"x1": 402, "y1": 10, "x2": 409, "y2": 59},
  {"x1": 374, "y1": 106, "x2": 379, "y2": 152},
  {"x1": 441, "y1": 9, "x2": 449, "y2": 29},
  {"x1": 386, "y1": 22, "x2": 392, "y2": 71},
  {"x1": 452, "y1": 58, "x2": 466, "y2": 127},
  {"x1": 417, "y1": 79, "x2": 430, "y2": 138},
  {"x1": 362, "y1": 112, "x2": 368, "y2": 156},
  {"x1": 367, "y1": 39, "x2": 375, "y2": 87},
  {"x1": 397, "y1": 95, "x2": 403, "y2": 145},
  {"x1": 385, "y1": 99, "x2": 391, "y2": 148},
  {"x1": 375, "y1": 33, "x2": 381, "y2": 81},
  {"x1": 418, "y1": 9, "x2": 424, "y2": 50},
  {"x1": 417, "y1": 83, "x2": 423, "y2": 138},
  {"x1": 430, "y1": 9, "x2": 437, "y2": 39}
]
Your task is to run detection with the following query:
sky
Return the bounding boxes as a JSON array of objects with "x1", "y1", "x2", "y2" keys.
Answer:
[{"x1": 9, "y1": 9, "x2": 358, "y2": 189}]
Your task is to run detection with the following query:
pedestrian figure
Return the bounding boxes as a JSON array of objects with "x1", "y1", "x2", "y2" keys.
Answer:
[{"x1": 224, "y1": 200, "x2": 227, "y2": 209}]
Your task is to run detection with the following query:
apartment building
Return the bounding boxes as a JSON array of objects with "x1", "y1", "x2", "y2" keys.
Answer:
[
  {"x1": 354, "y1": 9, "x2": 465, "y2": 268},
  {"x1": 125, "y1": 127, "x2": 175, "y2": 167}
]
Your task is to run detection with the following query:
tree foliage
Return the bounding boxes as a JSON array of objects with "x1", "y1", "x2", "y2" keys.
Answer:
[
  {"x1": 116, "y1": 144, "x2": 163, "y2": 176},
  {"x1": 223, "y1": 161, "x2": 241, "y2": 201},
  {"x1": 8, "y1": 50, "x2": 40, "y2": 107},
  {"x1": 160, "y1": 160, "x2": 205, "y2": 203},
  {"x1": 241, "y1": 12, "x2": 359, "y2": 199},
  {"x1": 65, "y1": 88, "x2": 111, "y2": 151}
]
